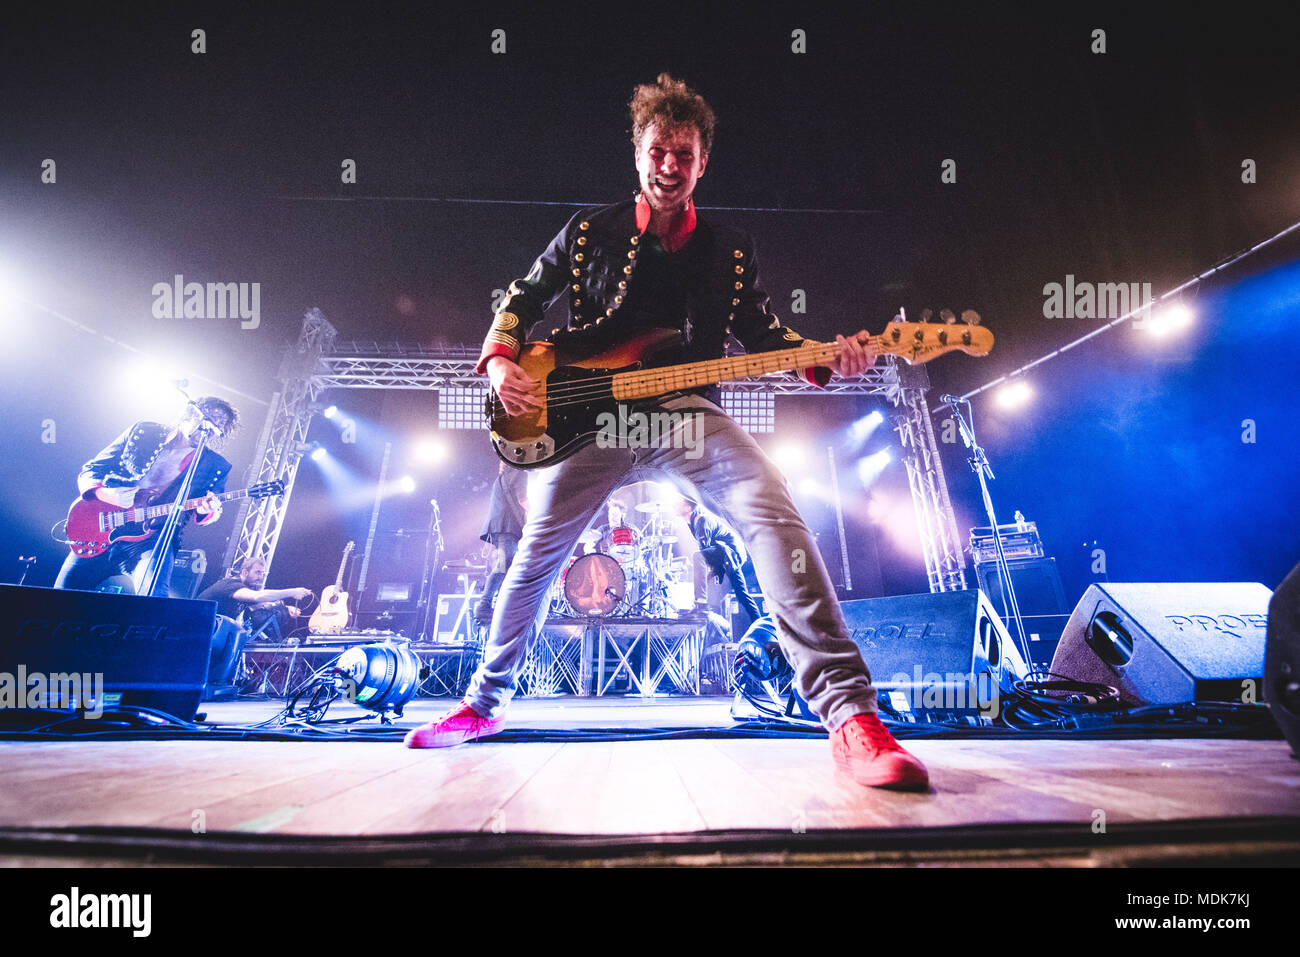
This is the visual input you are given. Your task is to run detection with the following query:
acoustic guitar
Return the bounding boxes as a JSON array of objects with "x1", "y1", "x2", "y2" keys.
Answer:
[{"x1": 309, "y1": 541, "x2": 355, "y2": 635}]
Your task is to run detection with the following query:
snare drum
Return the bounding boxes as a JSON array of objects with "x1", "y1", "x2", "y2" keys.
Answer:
[
  {"x1": 608, "y1": 524, "x2": 639, "y2": 564},
  {"x1": 563, "y1": 553, "x2": 626, "y2": 616}
]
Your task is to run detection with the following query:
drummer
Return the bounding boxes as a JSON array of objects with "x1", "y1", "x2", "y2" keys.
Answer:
[{"x1": 587, "y1": 499, "x2": 632, "y2": 558}]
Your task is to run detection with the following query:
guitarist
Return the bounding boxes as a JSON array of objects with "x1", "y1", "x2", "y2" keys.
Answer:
[
  {"x1": 53, "y1": 397, "x2": 237, "y2": 595},
  {"x1": 405, "y1": 74, "x2": 928, "y2": 791},
  {"x1": 675, "y1": 495, "x2": 763, "y2": 631}
]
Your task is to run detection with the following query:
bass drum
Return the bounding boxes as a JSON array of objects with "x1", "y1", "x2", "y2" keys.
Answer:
[{"x1": 563, "y1": 553, "x2": 626, "y2": 616}]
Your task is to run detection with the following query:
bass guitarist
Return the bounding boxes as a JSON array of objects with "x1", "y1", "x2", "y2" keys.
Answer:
[
  {"x1": 404, "y1": 74, "x2": 928, "y2": 791},
  {"x1": 54, "y1": 397, "x2": 238, "y2": 595}
]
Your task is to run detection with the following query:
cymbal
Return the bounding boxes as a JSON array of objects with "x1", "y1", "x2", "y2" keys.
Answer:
[
  {"x1": 443, "y1": 561, "x2": 486, "y2": 572},
  {"x1": 635, "y1": 500, "x2": 670, "y2": 514},
  {"x1": 576, "y1": 528, "x2": 601, "y2": 544},
  {"x1": 644, "y1": 534, "x2": 678, "y2": 545}
]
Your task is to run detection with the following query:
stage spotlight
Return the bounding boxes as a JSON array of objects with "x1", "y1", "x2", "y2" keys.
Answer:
[
  {"x1": 323, "y1": 405, "x2": 339, "y2": 419},
  {"x1": 847, "y1": 410, "x2": 884, "y2": 447},
  {"x1": 798, "y1": 476, "x2": 824, "y2": 497},
  {"x1": 769, "y1": 443, "x2": 809, "y2": 474},
  {"x1": 994, "y1": 379, "x2": 1033, "y2": 410},
  {"x1": 123, "y1": 360, "x2": 189, "y2": 416},
  {"x1": 1144, "y1": 303, "x2": 1194, "y2": 338},
  {"x1": 413, "y1": 437, "x2": 449, "y2": 464},
  {"x1": 856, "y1": 449, "x2": 891, "y2": 487},
  {"x1": 398, "y1": 475, "x2": 416, "y2": 493},
  {"x1": 333, "y1": 641, "x2": 422, "y2": 718},
  {"x1": 311, "y1": 446, "x2": 328, "y2": 462}
]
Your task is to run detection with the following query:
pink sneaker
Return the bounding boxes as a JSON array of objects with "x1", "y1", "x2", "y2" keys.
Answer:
[
  {"x1": 830, "y1": 713, "x2": 930, "y2": 791},
  {"x1": 403, "y1": 700, "x2": 505, "y2": 749}
]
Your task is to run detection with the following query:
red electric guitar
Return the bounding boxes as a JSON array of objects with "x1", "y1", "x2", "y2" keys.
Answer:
[{"x1": 60, "y1": 480, "x2": 285, "y2": 558}]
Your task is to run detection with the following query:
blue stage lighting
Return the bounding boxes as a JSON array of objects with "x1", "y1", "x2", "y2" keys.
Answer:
[{"x1": 856, "y1": 449, "x2": 891, "y2": 487}]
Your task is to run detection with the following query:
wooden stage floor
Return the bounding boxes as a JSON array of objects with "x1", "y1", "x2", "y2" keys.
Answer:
[{"x1": 1, "y1": 697, "x2": 1297, "y2": 866}]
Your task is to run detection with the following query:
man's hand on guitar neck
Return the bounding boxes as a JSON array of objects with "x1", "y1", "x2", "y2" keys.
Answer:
[
  {"x1": 195, "y1": 491, "x2": 223, "y2": 525},
  {"x1": 487, "y1": 356, "x2": 545, "y2": 417},
  {"x1": 827, "y1": 330, "x2": 878, "y2": 379}
]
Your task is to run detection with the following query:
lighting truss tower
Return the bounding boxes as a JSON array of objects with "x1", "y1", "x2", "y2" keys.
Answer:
[
  {"x1": 222, "y1": 308, "x2": 337, "y2": 573},
  {"x1": 890, "y1": 362, "x2": 967, "y2": 592}
]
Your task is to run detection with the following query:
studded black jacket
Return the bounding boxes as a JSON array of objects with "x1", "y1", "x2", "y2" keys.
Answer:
[{"x1": 477, "y1": 195, "x2": 830, "y2": 387}]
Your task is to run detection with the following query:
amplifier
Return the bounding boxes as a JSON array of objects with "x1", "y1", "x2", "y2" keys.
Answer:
[
  {"x1": 970, "y1": 519, "x2": 1044, "y2": 563},
  {"x1": 433, "y1": 592, "x2": 478, "y2": 643}
]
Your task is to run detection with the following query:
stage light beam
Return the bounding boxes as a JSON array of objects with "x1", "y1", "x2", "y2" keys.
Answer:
[
  {"x1": 847, "y1": 410, "x2": 885, "y2": 448},
  {"x1": 413, "y1": 437, "x2": 449, "y2": 464},
  {"x1": 1144, "y1": 302, "x2": 1195, "y2": 338},
  {"x1": 769, "y1": 443, "x2": 809, "y2": 474},
  {"x1": 856, "y1": 449, "x2": 891, "y2": 488},
  {"x1": 994, "y1": 380, "x2": 1034, "y2": 410}
]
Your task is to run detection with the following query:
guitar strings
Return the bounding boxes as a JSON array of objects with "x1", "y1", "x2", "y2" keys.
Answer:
[
  {"x1": 536, "y1": 342, "x2": 855, "y2": 399},
  {"x1": 515, "y1": 337, "x2": 885, "y2": 410}
]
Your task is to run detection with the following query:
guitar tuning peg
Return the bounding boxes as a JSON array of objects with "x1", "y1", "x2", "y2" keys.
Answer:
[
  {"x1": 960, "y1": 309, "x2": 981, "y2": 326},
  {"x1": 920, "y1": 308, "x2": 933, "y2": 323},
  {"x1": 939, "y1": 308, "x2": 956, "y2": 324}
]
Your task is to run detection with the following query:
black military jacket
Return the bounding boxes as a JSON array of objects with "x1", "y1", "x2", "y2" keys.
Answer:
[{"x1": 480, "y1": 195, "x2": 829, "y2": 384}]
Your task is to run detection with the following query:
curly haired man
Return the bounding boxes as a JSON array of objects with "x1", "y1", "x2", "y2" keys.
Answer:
[{"x1": 405, "y1": 75, "x2": 928, "y2": 791}]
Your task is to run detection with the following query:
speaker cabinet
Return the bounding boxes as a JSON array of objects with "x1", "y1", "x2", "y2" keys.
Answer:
[
  {"x1": 0, "y1": 584, "x2": 215, "y2": 721},
  {"x1": 840, "y1": 590, "x2": 1029, "y2": 724},
  {"x1": 1265, "y1": 563, "x2": 1300, "y2": 756},
  {"x1": 975, "y1": 558, "x2": 1071, "y2": 670},
  {"x1": 1050, "y1": 582, "x2": 1270, "y2": 706}
]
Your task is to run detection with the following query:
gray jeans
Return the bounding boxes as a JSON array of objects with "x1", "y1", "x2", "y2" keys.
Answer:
[{"x1": 465, "y1": 396, "x2": 878, "y2": 730}]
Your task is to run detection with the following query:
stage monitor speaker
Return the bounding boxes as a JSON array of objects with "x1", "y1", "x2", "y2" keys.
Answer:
[
  {"x1": 1050, "y1": 582, "x2": 1270, "y2": 707},
  {"x1": 0, "y1": 584, "x2": 215, "y2": 721},
  {"x1": 1265, "y1": 562, "x2": 1300, "y2": 756},
  {"x1": 839, "y1": 589, "x2": 1029, "y2": 724}
]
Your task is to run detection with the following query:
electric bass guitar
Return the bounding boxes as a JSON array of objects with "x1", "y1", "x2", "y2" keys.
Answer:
[
  {"x1": 487, "y1": 320, "x2": 994, "y2": 468},
  {"x1": 308, "y1": 541, "x2": 355, "y2": 635},
  {"x1": 62, "y1": 481, "x2": 285, "y2": 558}
]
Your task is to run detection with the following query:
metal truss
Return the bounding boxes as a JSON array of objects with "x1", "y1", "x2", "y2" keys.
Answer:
[
  {"x1": 223, "y1": 308, "x2": 337, "y2": 573},
  {"x1": 890, "y1": 363, "x2": 968, "y2": 592},
  {"x1": 244, "y1": 314, "x2": 965, "y2": 593}
]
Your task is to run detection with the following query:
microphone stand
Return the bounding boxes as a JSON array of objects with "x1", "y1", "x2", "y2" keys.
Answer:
[
  {"x1": 137, "y1": 400, "x2": 222, "y2": 599},
  {"x1": 945, "y1": 398, "x2": 1033, "y2": 669},
  {"x1": 416, "y1": 499, "x2": 444, "y2": 641}
]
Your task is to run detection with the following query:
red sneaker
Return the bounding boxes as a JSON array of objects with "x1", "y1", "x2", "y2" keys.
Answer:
[
  {"x1": 831, "y1": 713, "x2": 930, "y2": 791},
  {"x1": 403, "y1": 700, "x2": 505, "y2": 749}
]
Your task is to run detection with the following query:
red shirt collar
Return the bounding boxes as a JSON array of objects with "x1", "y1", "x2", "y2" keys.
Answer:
[{"x1": 635, "y1": 192, "x2": 697, "y2": 252}]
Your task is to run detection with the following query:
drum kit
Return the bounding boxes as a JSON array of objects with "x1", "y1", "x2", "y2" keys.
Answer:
[{"x1": 553, "y1": 500, "x2": 698, "y2": 619}]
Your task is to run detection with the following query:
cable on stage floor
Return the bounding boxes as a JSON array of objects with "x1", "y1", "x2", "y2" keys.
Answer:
[{"x1": 0, "y1": 701, "x2": 1283, "y2": 743}]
